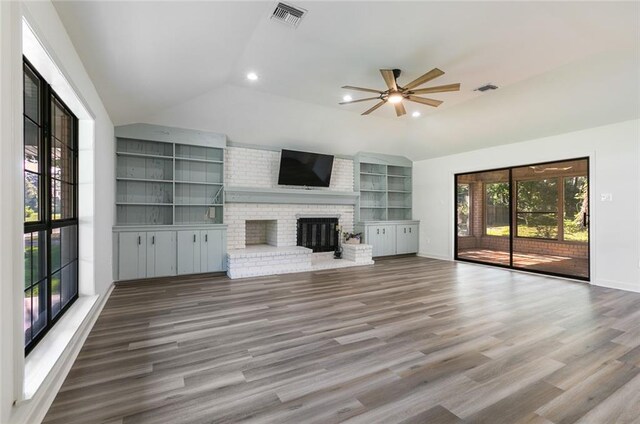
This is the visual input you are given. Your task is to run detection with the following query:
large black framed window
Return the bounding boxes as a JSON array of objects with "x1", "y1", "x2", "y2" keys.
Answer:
[{"x1": 23, "y1": 58, "x2": 79, "y2": 354}]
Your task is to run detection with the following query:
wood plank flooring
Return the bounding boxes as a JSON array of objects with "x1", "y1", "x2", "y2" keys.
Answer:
[{"x1": 42, "y1": 256, "x2": 640, "y2": 424}]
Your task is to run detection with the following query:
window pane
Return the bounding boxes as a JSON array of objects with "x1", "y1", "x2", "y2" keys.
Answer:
[
  {"x1": 53, "y1": 98, "x2": 72, "y2": 146},
  {"x1": 457, "y1": 184, "x2": 470, "y2": 236},
  {"x1": 24, "y1": 288, "x2": 32, "y2": 344},
  {"x1": 24, "y1": 233, "x2": 33, "y2": 288},
  {"x1": 51, "y1": 179, "x2": 60, "y2": 219},
  {"x1": 24, "y1": 118, "x2": 40, "y2": 164},
  {"x1": 60, "y1": 182, "x2": 74, "y2": 219},
  {"x1": 516, "y1": 179, "x2": 558, "y2": 239},
  {"x1": 51, "y1": 228, "x2": 61, "y2": 272},
  {"x1": 25, "y1": 172, "x2": 40, "y2": 222},
  {"x1": 51, "y1": 270, "x2": 61, "y2": 318},
  {"x1": 32, "y1": 231, "x2": 45, "y2": 283},
  {"x1": 60, "y1": 226, "x2": 77, "y2": 267},
  {"x1": 61, "y1": 263, "x2": 77, "y2": 308},
  {"x1": 485, "y1": 182, "x2": 510, "y2": 236},
  {"x1": 32, "y1": 280, "x2": 47, "y2": 336},
  {"x1": 564, "y1": 176, "x2": 588, "y2": 242},
  {"x1": 24, "y1": 67, "x2": 40, "y2": 124}
]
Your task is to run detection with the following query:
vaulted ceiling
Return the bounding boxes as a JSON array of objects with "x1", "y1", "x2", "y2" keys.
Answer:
[{"x1": 53, "y1": 1, "x2": 639, "y2": 159}]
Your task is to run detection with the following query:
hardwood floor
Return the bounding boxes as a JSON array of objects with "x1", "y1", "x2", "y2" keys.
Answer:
[{"x1": 43, "y1": 256, "x2": 640, "y2": 424}]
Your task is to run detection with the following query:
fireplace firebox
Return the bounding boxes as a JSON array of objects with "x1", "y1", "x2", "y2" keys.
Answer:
[{"x1": 297, "y1": 217, "x2": 339, "y2": 253}]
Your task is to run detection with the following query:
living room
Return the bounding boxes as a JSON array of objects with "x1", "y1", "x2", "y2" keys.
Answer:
[{"x1": 0, "y1": 1, "x2": 639, "y2": 423}]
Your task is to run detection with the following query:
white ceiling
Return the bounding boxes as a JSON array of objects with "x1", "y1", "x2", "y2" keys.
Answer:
[{"x1": 53, "y1": 1, "x2": 639, "y2": 159}]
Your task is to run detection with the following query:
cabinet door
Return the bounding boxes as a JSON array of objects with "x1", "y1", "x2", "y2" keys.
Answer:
[
  {"x1": 367, "y1": 226, "x2": 383, "y2": 257},
  {"x1": 118, "y1": 232, "x2": 146, "y2": 280},
  {"x1": 148, "y1": 232, "x2": 176, "y2": 277},
  {"x1": 381, "y1": 225, "x2": 397, "y2": 256},
  {"x1": 177, "y1": 231, "x2": 201, "y2": 275},
  {"x1": 405, "y1": 224, "x2": 419, "y2": 254},
  {"x1": 200, "y1": 230, "x2": 225, "y2": 272},
  {"x1": 396, "y1": 226, "x2": 408, "y2": 255}
]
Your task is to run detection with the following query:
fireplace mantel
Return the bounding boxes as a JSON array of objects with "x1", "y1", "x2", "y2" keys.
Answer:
[{"x1": 225, "y1": 186, "x2": 359, "y2": 205}]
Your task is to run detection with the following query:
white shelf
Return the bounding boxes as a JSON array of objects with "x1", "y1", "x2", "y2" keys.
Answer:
[
  {"x1": 175, "y1": 157, "x2": 224, "y2": 164},
  {"x1": 175, "y1": 180, "x2": 223, "y2": 186},
  {"x1": 117, "y1": 177, "x2": 172, "y2": 183},
  {"x1": 116, "y1": 202, "x2": 172, "y2": 206},
  {"x1": 116, "y1": 151, "x2": 173, "y2": 160},
  {"x1": 175, "y1": 204, "x2": 223, "y2": 207}
]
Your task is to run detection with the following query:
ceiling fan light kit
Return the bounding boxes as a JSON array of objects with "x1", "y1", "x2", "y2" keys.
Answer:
[{"x1": 340, "y1": 67, "x2": 460, "y2": 117}]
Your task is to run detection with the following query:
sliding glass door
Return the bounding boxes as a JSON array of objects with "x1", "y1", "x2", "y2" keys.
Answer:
[{"x1": 455, "y1": 158, "x2": 589, "y2": 280}]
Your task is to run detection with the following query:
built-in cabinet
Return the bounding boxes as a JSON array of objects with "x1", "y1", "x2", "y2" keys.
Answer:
[
  {"x1": 176, "y1": 229, "x2": 226, "y2": 275},
  {"x1": 355, "y1": 152, "x2": 419, "y2": 257},
  {"x1": 356, "y1": 221, "x2": 419, "y2": 257},
  {"x1": 113, "y1": 124, "x2": 228, "y2": 281},
  {"x1": 117, "y1": 230, "x2": 177, "y2": 280}
]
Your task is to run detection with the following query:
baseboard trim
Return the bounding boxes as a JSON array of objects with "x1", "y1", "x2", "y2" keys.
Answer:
[
  {"x1": 417, "y1": 252, "x2": 452, "y2": 261},
  {"x1": 593, "y1": 279, "x2": 640, "y2": 293},
  {"x1": 14, "y1": 283, "x2": 114, "y2": 424}
]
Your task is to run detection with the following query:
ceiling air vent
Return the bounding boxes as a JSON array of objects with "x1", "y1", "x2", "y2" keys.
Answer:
[
  {"x1": 271, "y1": 2, "x2": 307, "y2": 27},
  {"x1": 474, "y1": 83, "x2": 498, "y2": 92}
]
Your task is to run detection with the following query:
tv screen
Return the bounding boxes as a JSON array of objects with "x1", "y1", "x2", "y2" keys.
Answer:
[{"x1": 278, "y1": 149, "x2": 334, "y2": 187}]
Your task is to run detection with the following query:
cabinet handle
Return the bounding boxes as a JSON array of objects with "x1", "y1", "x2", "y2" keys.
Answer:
[
  {"x1": 377, "y1": 229, "x2": 380, "y2": 235},
  {"x1": 152, "y1": 235, "x2": 155, "y2": 245},
  {"x1": 193, "y1": 234, "x2": 196, "y2": 243},
  {"x1": 383, "y1": 229, "x2": 385, "y2": 235},
  {"x1": 138, "y1": 235, "x2": 141, "y2": 245},
  {"x1": 205, "y1": 234, "x2": 208, "y2": 242},
  {"x1": 404, "y1": 228, "x2": 406, "y2": 234},
  {"x1": 409, "y1": 227, "x2": 412, "y2": 233}
]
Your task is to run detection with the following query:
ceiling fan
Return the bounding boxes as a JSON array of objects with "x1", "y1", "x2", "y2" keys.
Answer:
[{"x1": 340, "y1": 68, "x2": 460, "y2": 116}]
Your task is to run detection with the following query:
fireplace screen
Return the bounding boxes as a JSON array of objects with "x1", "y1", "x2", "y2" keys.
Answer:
[{"x1": 297, "y1": 217, "x2": 339, "y2": 252}]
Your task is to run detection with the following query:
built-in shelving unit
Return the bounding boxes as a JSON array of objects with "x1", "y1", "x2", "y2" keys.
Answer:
[
  {"x1": 113, "y1": 124, "x2": 228, "y2": 282},
  {"x1": 356, "y1": 154, "x2": 413, "y2": 222},
  {"x1": 115, "y1": 124, "x2": 226, "y2": 226}
]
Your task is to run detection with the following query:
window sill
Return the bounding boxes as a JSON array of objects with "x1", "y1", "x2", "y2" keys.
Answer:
[{"x1": 23, "y1": 295, "x2": 98, "y2": 400}]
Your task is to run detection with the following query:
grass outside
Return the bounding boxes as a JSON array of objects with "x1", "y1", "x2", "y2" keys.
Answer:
[{"x1": 486, "y1": 219, "x2": 588, "y2": 242}]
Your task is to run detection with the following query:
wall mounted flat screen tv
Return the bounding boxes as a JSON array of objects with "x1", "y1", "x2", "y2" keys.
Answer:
[{"x1": 278, "y1": 149, "x2": 334, "y2": 187}]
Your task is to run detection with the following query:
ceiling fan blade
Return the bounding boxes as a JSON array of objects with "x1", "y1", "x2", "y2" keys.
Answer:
[
  {"x1": 380, "y1": 69, "x2": 397, "y2": 91},
  {"x1": 362, "y1": 100, "x2": 386, "y2": 115},
  {"x1": 339, "y1": 96, "x2": 380, "y2": 105},
  {"x1": 403, "y1": 68, "x2": 445, "y2": 90},
  {"x1": 394, "y1": 102, "x2": 406, "y2": 117},
  {"x1": 410, "y1": 83, "x2": 460, "y2": 94},
  {"x1": 407, "y1": 95, "x2": 443, "y2": 107},
  {"x1": 342, "y1": 85, "x2": 384, "y2": 94}
]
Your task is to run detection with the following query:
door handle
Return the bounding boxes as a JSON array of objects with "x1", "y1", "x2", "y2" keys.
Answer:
[
  {"x1": 152, "y1": 235, "x2": 155, "y2": 245},
  {"x1": 205, "y1": 234, "x2": 208, "y2": 242},
  {"x1": 138, "y1": 235, "x2": 141, "y2": 245},
  {"x1": 193, "y1": 234, "x2": 196, "y2": 243}
]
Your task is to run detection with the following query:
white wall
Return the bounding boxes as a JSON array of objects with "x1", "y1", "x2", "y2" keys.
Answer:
[
  {"x1": 0, "y1": 1, "x2": 114, "y2": 423},
  {"x1": 413, "y1": 119, "x2": 640, "y2": 292}
]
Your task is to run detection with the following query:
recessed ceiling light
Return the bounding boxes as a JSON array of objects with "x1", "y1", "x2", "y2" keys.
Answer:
[
  {"x1": 342, "y1": 95, "x2": 352, "y2": 102},
  {"x1": 412, "y1": 111, "x2": 421, "y2": 118},
  {"x1": 246, "y1": 72, "x2": 258, "y2": 81}
]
